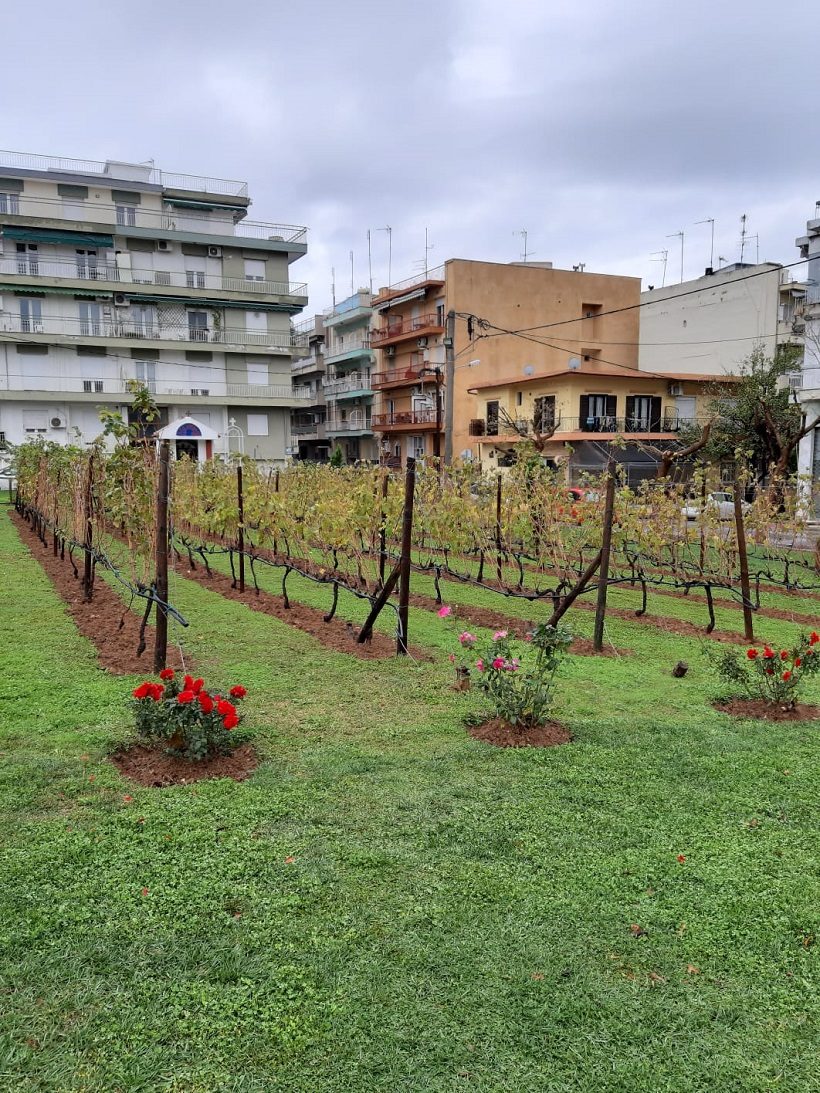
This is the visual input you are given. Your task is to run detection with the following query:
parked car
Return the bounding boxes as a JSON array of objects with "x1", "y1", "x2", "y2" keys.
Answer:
[{"x1": 681, "y1": 491, "x2": 751, "y2": 520}]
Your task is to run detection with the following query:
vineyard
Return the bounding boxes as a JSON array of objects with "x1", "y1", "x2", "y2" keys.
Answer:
[{"x1": 5, "y1": 441, "x2": 820, "y2": 1091}]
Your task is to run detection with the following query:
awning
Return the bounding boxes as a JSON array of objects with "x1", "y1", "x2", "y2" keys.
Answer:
[
  {"x1": 2, "y1": 226, "x2": 115, "y2": 247},
  {"x1": 0, "y1": 283, "x2": 106, "y2": 299},
  {"x1": 125, "y1": 292, "x2": 291, "y2": 312},
  {"x1": 373, "y1": 287, "x2": 427, "y2": 311},
  {"x1": 164, "y1": 198, "x2": 241, "y2": 212}
]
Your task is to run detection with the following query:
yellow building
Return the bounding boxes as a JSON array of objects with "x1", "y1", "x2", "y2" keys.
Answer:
[{"x1": 370, "y1": 259, "x2": 731, "y2": 480}]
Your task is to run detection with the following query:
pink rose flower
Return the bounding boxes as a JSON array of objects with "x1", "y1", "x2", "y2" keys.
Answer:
[
  {"x1": 438, "y1": 605, "x2": 452, "y2": 618},
  {"x1": 475, "y1": 659, "x2": 485, "y2": 672},
  {"x1": 493, "y1": 630, "x2": 508, "y2": 641},
  {"x1": 459, "y1": 631, "x2": 476, "y2": 645},
  {"x1": 492, "y1": 657, "x2": 505, "y2": 670}
]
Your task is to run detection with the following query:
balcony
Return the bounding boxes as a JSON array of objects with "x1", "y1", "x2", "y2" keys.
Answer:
[
  {"x1": 292, "y1": 421, "x2": 327, "y2": 440},
  {"x1": 0, "y1": 148, "x2": 249, "y2": 196},
  {"x1": 0, "y1": 192, "x2": 306, "y2": 244},
  {"x1": 370, "y1": 312, "x2": 443, "y2": 348},
  {"x1": 371, "y1": 362, "x2": 428, "y2": 389},
  {"x1": 322, "y1": 292, "x2": 373, "y2": 328},
  {"x1": 326, "y1": 417, "x2": 373, "y2": 435},
  {"x1": 0, "y1": 255, "x2": 308, "y2": 304},
  {"x1": 0, "y1": 375, "x2": 311, "y2": 403},
  {"x1": 322, "y1": 372, "x2": 373, "y2": 398},
  {"x1": 476, "y1": 415, "x2": 699, "y2": 440},
  {"x1": 324, "y1": 337, "x2": 372, "y2": 365},
  {"x1": 0, "y1": 312, "x2": 309, "y2": 354},
  {"x1": 372, "y1": 409, "x2": 439, "y2": 431}
]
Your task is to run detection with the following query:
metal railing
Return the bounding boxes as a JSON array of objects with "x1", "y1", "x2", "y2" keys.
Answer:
[
  {"x1": 291, "y1": 421, "x2": 327, "y2": 437},
  {"x1": 477, "y1": 415, "x2": 700, "y2": 438},
  {"x1": 372, "y1": 265, "x2": 446, "y2": 303},
  {"x1": 371, "y1": 312, "x2": 443, "y2": 346},
  {"x1": 0, "y1": 375, "x2": 308, "y2": 400},
  {"x1": 0, "y1": 255, "x2": 307, "y2": 298},
  {"x1": 322, "y1": 372, "x2": 372, "y2": 395},
  {"x1": 372, "y1": 409, "x2": 438, "y2": 428},
  {"x1": 324, "y1": 336, "x2": 372, "y2": 361},
  {"x1": 0, "y1": 149, "x2": 248, "y2": 197},
  {"x1": 326, "y1": 418, "x2": 374, "y2": 433},
  {"x1": 0, "y1": 312, "x2": 309, "y2": 351},
  {"x1": 0, "y1": 192, "x2": 306, "y2": 242},
  {"x1": 371, "y1": 363, "x2": 427, "y2": 386}
]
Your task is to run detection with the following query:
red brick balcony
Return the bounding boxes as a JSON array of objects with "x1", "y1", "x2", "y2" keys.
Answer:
[{"x1": 370, "y1": 312, "x2": 443, "y2": 348}]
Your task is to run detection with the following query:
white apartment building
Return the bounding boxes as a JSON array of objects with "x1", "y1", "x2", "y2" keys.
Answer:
[
  {"x1": 795, "y1": 220, "x2": 820, "y2": 507},
  {"x1": 322, "y1": 291, "x2": 378, "y2": 462},
  {"x1": 639, "y1": 262, "x2": 805, "y2": 377},
  {"x1": 0, "y1": 149, "x2": 311, "y2": 461}
]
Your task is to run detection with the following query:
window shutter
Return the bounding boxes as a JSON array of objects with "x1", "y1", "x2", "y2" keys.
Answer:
[
  {"x1": 579, "y1": 394, "x2": 590, "y2": 422},
  {"x1": 606, "y1": 395, "x2": 617, "y2": 417},
  {"x1": 625, "y1": 396, "x2": 635, "y2": 422},
  {"x1": 651, "y1": 396, "x2": 662, "y2": 429}
]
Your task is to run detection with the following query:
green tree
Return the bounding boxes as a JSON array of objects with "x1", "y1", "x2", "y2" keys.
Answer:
[{"x1": 329, "y1": 446, "x2": 344, "y2": 468}]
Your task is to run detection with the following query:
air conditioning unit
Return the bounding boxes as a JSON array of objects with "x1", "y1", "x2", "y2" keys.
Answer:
[
  {"x1": 113, "y1": 293, "x2": 128, "y2": 307},
  {"x1": 50, "y1": 415, "x2": 66, "y2": 429},
  {"x1": 668, "y1": 382, "x2": 684, "y2": 396},
  {"x1": 156, "y1": 240, "x2": 171, "y2": 252},
  {"x1": 208, "y1": 245, "x2": 222, "y2": 258},
  {"x1": 417, "y1": 336, "x2": 428, "y2": 348},
  {"x1": 385, "y1": 346, "x2": 396, "y2": 358}
]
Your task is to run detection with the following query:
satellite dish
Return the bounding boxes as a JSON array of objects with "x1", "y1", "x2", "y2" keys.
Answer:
[
  {"x1": 568, "y1": 357, "x2": 581, "y2": 370},
  {"x1": 523, "y1": 365, "x2": 535, "y2": 376}
]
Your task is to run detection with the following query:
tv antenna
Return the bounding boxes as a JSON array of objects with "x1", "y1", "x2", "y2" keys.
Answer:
[
  {"x1": 650, "y1": 249, "x2": 669, "y2": 287},
  {"x1": 378, "y1": 225, "x2": 392, "y2": 288},
  {"x1": 572, "y1": 262, "x2": 586, "y2": 272},
  {"x1": 695, "y1": 217, "x2": 715, "y2": 269},
  {"x1": 666, "y1": 230, "x2": 685, "y2": 283},
  {"x1": 514, "y1": 229, "x2": 532, "y2": 262}
]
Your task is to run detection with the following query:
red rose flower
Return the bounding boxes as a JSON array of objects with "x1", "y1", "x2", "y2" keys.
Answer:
[
  {"x1": 191, "y1": 678, "x2": 204, "y2": 695},
  {"x1": 811, "y1": 632, "x2": 819, "y2": 645},
  {"x1": 780, "y1": 650, "x2": 789, "y2": 661},
  {"x1": 229, "y1": 685, "x2": 247, "y2": 699},
  {"x1": 133, "y1": 682, "x2": 152, "y2": 699},
  {"x1": 159, "y1": 668, "x2": 175, "y2": 681},
  {"x1": 782, "y1": 670, "x2": 792, "y2": 681},
  {"x1": 766, "y1": 668, "x2": 774, "y2": 676},
  {"x1": 795, "y1": 657, "x2": 802, "y2": 667},
  {"x1": 217, "y1": 698, "x2": 236, "y2": 717},
  {"x1": 223, "y1": 712, "x2": 239, "y2": 730},
  {"x1": 746, "y1": 649, "x2": 758, "y2": 659},
  {"x1": 763, "y1": 647, "x2": 775, "y2": 659},
  {"x1": 677, "y1": 854, "x2": 686, "y2": 863},
  {"x1": 183, "y1": 674, "x2": 195, "y2": 691},
  {"x1": 177, "y1": 690, "x2": 195, "y2": 705},
  {"x1": 149, "y1": 683, "x2": 164, "y2": 702},
  {"x1": 197, "y1": 692, "x2": 214, "y2": 714}
]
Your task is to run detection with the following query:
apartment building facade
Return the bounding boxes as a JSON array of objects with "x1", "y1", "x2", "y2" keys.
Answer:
[
  {"x1": 290, "y1": 315, "x2": 329, "y2": 462},
  {"x1": 322, "y1": 291, "x2": 377, "y2": 462},
  {"x1": 795, "y1": 219, "x2": 820, "y2": 509},
  {"x1": 0, "y1": 149, "x2": 311, "y2": 461}
]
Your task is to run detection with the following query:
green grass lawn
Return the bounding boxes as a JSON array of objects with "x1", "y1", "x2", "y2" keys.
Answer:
[{"x1": 2, "y1": 505, "x2": 820, "y2": 1092}]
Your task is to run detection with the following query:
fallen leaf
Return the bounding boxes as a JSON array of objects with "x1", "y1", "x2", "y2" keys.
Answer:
[
  {"x1": 531, "y1": 972, "x2": 544, "y2": 981},
  {"x1": 122, "y1": 794, "x2": 134, "y2": 804},
  {"x1": 648, "y1": 971, "x2": 666, "y2": 985},
  {"x1": 141, "y1": 887, "x2": 149, "y2": 897},
  {"x1": 88, "y1": 775, "x2": 95, "y2": 783},
  {"x1": 677, "y1": 854, "x2": 686, "y2": 863},
  {"x1": 284, "y1": 855, "x2": 296, "y2": 864},
  {"x1": 629, "y1": 924, "x2": 647, "y2": 938}
]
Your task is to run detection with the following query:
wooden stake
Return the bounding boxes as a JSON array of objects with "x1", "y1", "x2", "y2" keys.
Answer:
[
  {"x1": 593, "y1": 457, "x2": 617, "y2": 652},
  {"x1": 397, "y1": 457, "x2": 416, "y2": 655},
  {"x1": 237, "y1": 464, "x2": 245, "y2": 594},
  {"x1": 734, "y1": 475, "x2": 755, "y2": 642},
  {"x1": 82, "y1": 453, "x2": 94, "y2": 602},
  {"x1": 153, "y1": 441, "x2": 171, "y2": 674}
]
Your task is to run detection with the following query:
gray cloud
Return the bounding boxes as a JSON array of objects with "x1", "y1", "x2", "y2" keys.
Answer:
[{"x1": 4, "y1": 0, "x2": 816, "y2": 309}]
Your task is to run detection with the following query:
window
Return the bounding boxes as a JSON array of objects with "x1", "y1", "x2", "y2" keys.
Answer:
[
  {"x1": 436, "y1": 302, "x2": 445, "y2": 326},
  {"x1": 129, "y1": 306, "x2": 155, "y2": 337},
  {"x1": 116, "y1": 205, "x2": 137, "y2": 227},
  {"x1": 134, "y1": 360, "x2": 157, "y2": 392},
  {"x1": 16, "y1": 243, "x2": 38, "y2": 276},
  {"x1": 83, "y1": 380, "x2": 104, "y2": 393},
  {"x1": 186, "y1": 270, "x2": 205, "y2": 288},
  {"x1": 244, "y1": 259, "x2": 266, "y2": 282},
  {"x1": 19, "y1": 298, "x2": 43, "y2": 333},
  {"x1": 247, "y1": 413, "x2": 269, "y2": 436},
  {"x1": 246, "y1": 361, "x2": 268, "y2": 386},
  {"x1": 79, "y1": 302, "x2": 102, "y2": 336},
  {"x1": 486, "y1": 400, "x2": 499, "y2": 436},
  {"x1": 16, "y1": 344, "x2": 48, "y2": 355},
  {"x1": 533, "y1": 395, "x2": 556, "y2": 431},
  {"x1": 579, "y1": 394, "x2": 616, "y2": 431},
  {"x1": 188, "y1": 311, "x2": 209, "y2": 341},
  {"x1": 0, "y1": 193, "x2": 20, "y2": 215},
  {"x1": 23, "y1": 410, "x2": 47, "y2": 435},
  {"x1": 410, "y1": 435, "x2": 425, "y2": 459},
  {"x1": 625, "y1": 395, "x2": 662, "y2": 432},
  {"x1": 245, "y1": 311, "x2": 268, "y2": 336},
  {"x1": 76, "y1": 249, "x2": 98, "y2": 279}
]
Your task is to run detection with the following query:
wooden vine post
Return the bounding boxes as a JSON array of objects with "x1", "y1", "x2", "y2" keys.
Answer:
[
  {"x1": 734, "y1": 473, "x2": 755, "y2": 642},
  {"x1": 397, "y1": 456, "x2": 416, "y2": 655},
  {"x1": 81, "y1": 453, "x2": 94, "y2": 602},
  {"x1": 379, "y1": 467, "x2": 389, "y2": 588},
  {"x1": 153, "y1": 440, "x2": 171, "y2": 673},
  {"x1": 495, "y1": 473, "x2": 503, "y2": 584},
  {"x1": 236, "y1": 464, "x2": 245, "y2": 594},
  {"x1": 593, "y1": 457, "x2": 617, "y2": 652}
]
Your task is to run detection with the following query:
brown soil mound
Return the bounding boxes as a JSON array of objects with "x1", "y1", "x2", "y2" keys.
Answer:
[
  {"x1": 713, "y1": 698, "x2": 820, "y2": 722},
  {"x1": 181, "y1": 561, "x2": 429, "y2": 661},
  {"x1": 12, "y1": 511, "x2": 187, "y2": 675},
  {"x1": 111, "y1": 742, "x2": 258, "y2": 786},
  {"x1": 467, "y1": 717, "x2": 572, "y2": 748}
]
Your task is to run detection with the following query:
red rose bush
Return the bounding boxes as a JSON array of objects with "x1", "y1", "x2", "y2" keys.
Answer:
[
  {"x1": 712, "y1": 631, "x2": 820, "y2": 709},
  {"x1": 131, "y1": 670, "x2": 247, "y2": 760}
]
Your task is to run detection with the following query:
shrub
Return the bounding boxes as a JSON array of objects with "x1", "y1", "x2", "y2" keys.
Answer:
[
  {"x1": 712, "y1": 631, "x2": 820, "y2": 708},
  {"x1": 132, "y1": 670, "x2": 247, "y2": 760},
  {"x1": 453, "y1": 620, "x2": 572, "y2": 730}
]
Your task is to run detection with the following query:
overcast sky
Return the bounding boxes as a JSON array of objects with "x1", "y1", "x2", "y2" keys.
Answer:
[{"x1": 4, "y1": 0, "x2": 816, "y2": 311}]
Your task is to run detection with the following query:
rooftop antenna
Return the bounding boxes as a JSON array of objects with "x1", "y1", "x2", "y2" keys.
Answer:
[
  {"x1": 331, "y1": 266, "x2": 336, "y2": 308},
  {"x1": 739, "y1": 214, "x2": 748, "y2": 263},
  {"x1": 367, "y1": 229, "x2": 373, "y2": 295},
  {"x1": 572, "y1": 262, "x2": 586, "y2": 272},
  {"x1": 666, "y1": 230, "x2": 685, "y2": 283},
  {"x1": 695, "y1": 217, "x2": 715, "y2": 269},
  {"x1": 815, "y1": 200, "x2": 820, "y2": 218},
  {"x1": 514, "y1": 229, "x2": 531, "y2": 262},
  {"x1": 378, "y1": 225, "x2": 392, "y2": 288},
  {"x1": 424, "y1": 227, "x2": 434, "y2": 276},
  {"x1": 650, "y1": 249, "x2": 669, "y2": 288},
  {"x1": 349, "y1": 249, "x2": 354, "y2": 296},
  {"x1": 717, "y1": 255, "x2": 728, "y2": 269}
]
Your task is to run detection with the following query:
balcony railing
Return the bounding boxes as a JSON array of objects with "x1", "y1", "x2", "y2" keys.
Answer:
[
  {"x1": 0, "y1": 256, "x2": 307, "y2": 299},
  {"x1": 0, "y1": 312, "x2": 309, "y2": 352},
  {"x1": 372, "y1": 409, "x2": 438, "y2": 428},
  {"x1": 0, "y1": 374, "x2": 310, "y2": 400},
  {"x1": 292, "y1": 421, "x2": 327, "y2": 437},
  {"x1": 372, "y1": 265, "x2": 446, "y2": 304},
  {"x1": 0, "y1": 149, "x2": 249, "y2": 196},
  {"x1": 0, "y1": 192, "x2": 306, "y2": 242},
  {"x1": 322, "y1": 372, "x2": 372, "y2": 396},
  {"x1": 371, "y1": 363, "x2": 427, "y2": 387},
  {"x1": 326, "y1": 418, "x2": 374, "y2": 433},
  {"x1": 479, "y1": 415, "x2": 698, "y2": 437},
  {"x1": 371, "y1": 312, "x2": 443, "y2": 346},
  {"x1": 324, "y1": 336, "x2": 372, "y2": 362}
]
